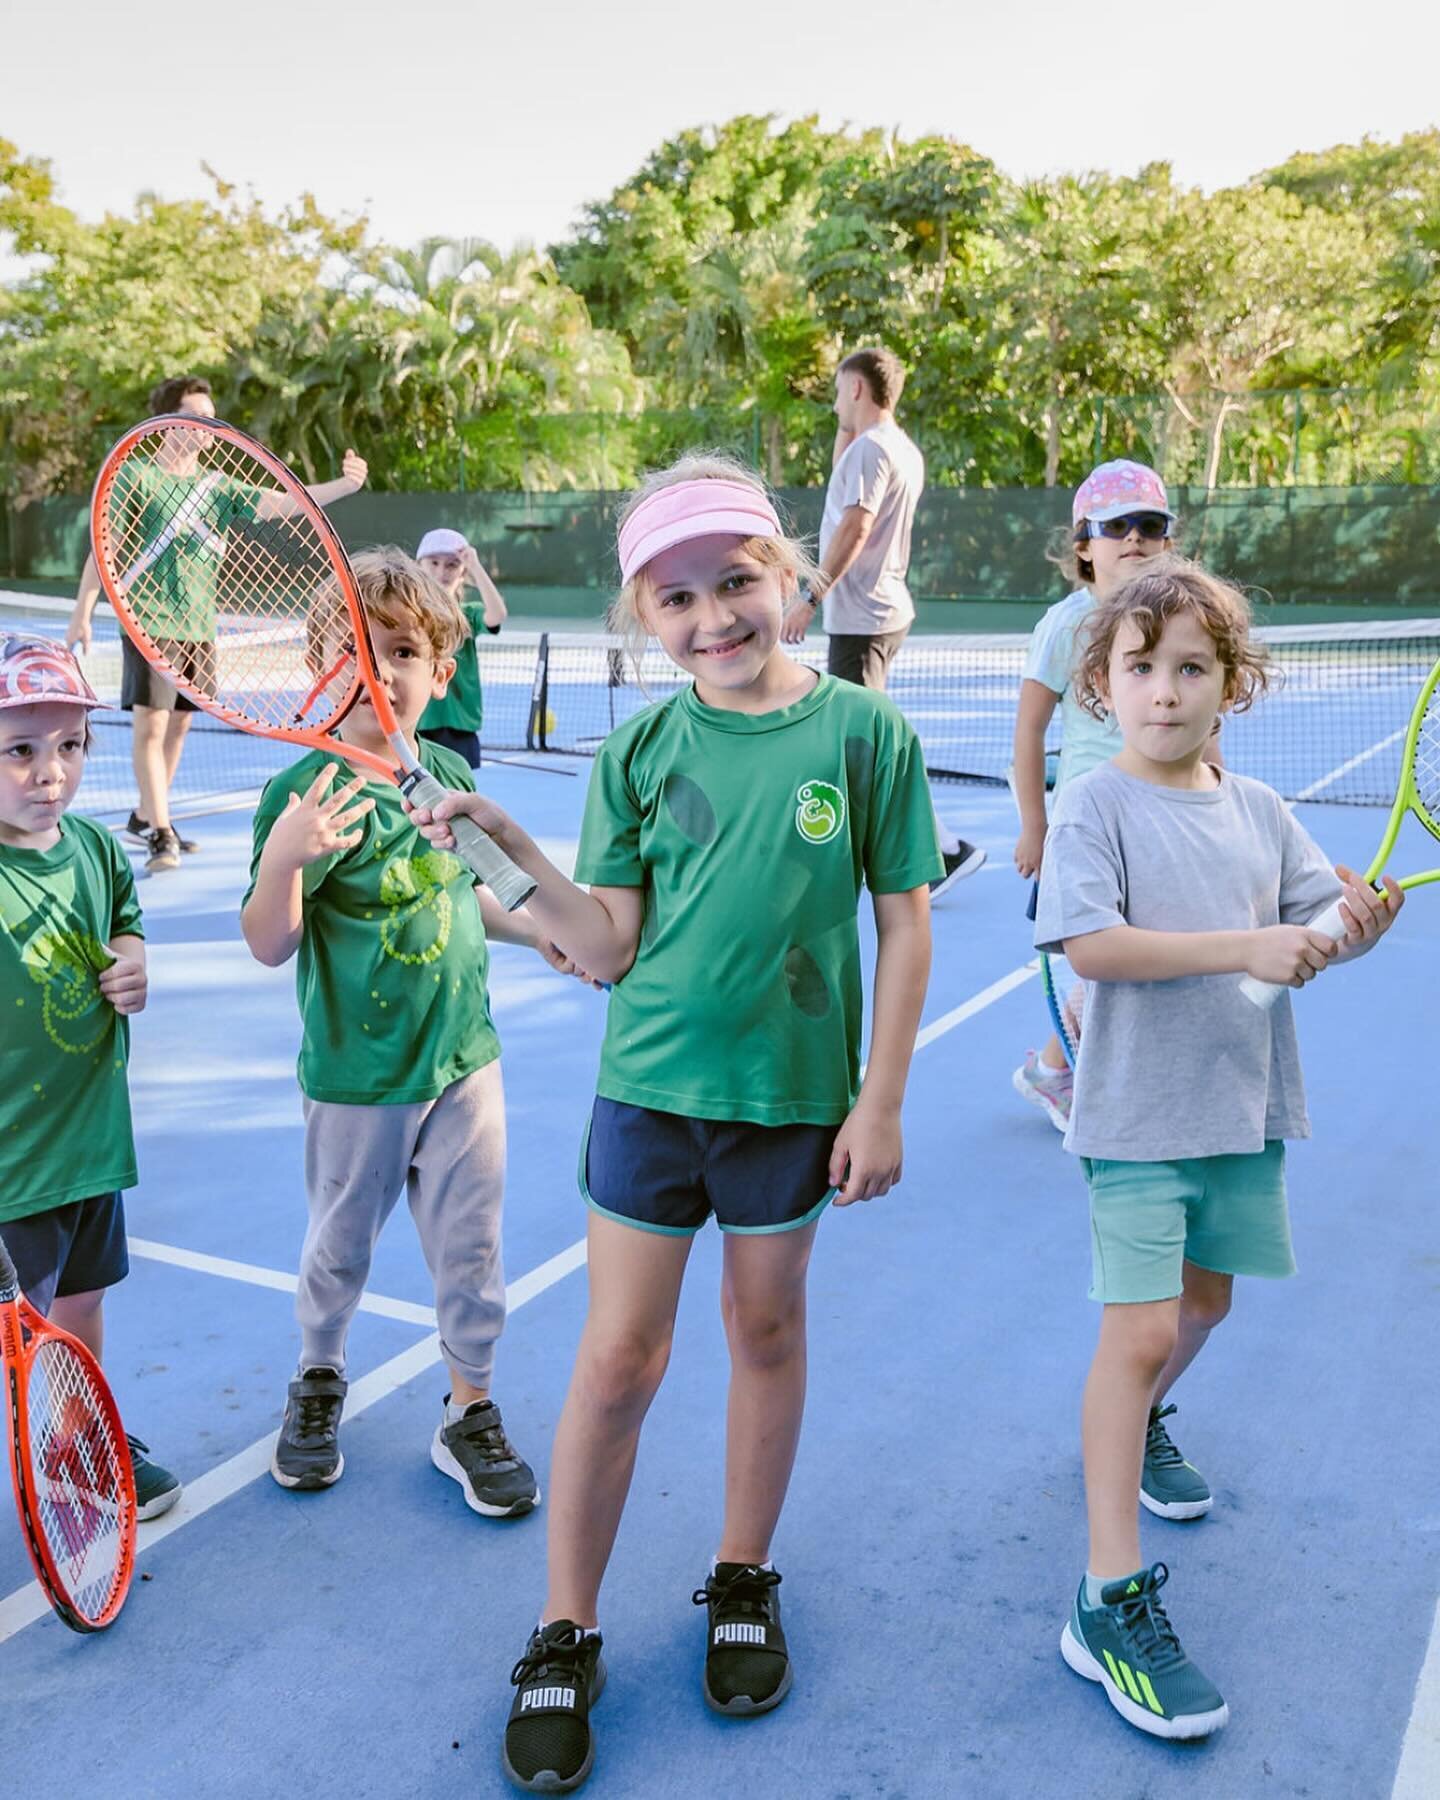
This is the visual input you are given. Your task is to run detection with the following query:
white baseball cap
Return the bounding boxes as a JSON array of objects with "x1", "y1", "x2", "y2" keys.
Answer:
[{"x1": 416, "y1": 528, "x2": 469, "y2": 559}]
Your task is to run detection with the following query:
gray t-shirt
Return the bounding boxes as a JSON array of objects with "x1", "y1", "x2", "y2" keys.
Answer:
[
  {"x1": 819, "y1": 420, "x2": 925, "y2": 635},
  {"x1": 1034, "y1": 763, "x2": 1342, "y2": 1160}
]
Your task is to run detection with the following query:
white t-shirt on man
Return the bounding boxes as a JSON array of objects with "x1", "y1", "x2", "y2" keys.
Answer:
[{"x1": 818, "y1": 419, "x2": 925, "y2": 636}]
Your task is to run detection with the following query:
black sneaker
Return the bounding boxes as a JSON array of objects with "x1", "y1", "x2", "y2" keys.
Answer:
[
  {"x1": 271, "y1": 1366, "x2": 347, "y2": 1490},
  {"x1": 127, "y1": 811, "x2": 198, "y2": 853},
  {"x1": 929, "y1": 840, "x2": 987, "y2": 898},
  {"x1": 503, "y1": 1621, "x2": 606, "y2": 1793},
  {"x1": 125, "y1": 1434, "x2": 182, "y2": 1521},
  {"x1": 432, "y1": 1396, "x2": 540, "y2": 1517},
  {"x1": 692, "y1": 1562, "x2": 792, "y2": 1714},
  {"x1": 144, "y1": 826, "x2": 181, "y2": 874}
]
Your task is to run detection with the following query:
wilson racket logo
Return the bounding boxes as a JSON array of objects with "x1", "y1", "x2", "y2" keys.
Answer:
[{"x1": 794, "y1": 780, "x2": 845, "y2": 846}]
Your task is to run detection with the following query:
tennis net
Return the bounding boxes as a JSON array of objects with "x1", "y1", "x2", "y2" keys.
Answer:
[{"x1": 3, "y1": 594, "x2": 1435, "y2": 814}]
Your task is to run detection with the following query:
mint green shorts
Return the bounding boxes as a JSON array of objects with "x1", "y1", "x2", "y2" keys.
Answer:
[{"x1": 1080, "y1": 1142, "x2": 1294, "y2": 1305}]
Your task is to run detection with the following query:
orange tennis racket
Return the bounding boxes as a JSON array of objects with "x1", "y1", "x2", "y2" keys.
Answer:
[
  {"x1": 89, "y1": 415, "x2": 535, "y2": 910},
  {"x1": 0, "y1": 1232, "x2": 136, "y2": 1632}
]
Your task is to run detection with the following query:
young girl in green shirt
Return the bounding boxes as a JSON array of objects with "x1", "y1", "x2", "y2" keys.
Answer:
[{"x1": 407, "y1": 456, "x2": 942, "y2": 1794}]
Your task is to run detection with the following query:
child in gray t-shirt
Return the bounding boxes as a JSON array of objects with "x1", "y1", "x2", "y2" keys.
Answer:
[{"x1": 1034, "y1": 557, "x2": 1403, "y2": 1743}]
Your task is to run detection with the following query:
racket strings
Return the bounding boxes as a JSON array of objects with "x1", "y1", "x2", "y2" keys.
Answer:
[
  {"x1": 97, "y1": 426, "x2": 356, "y2": 735},
  {"x1": 1415, "y1": 685, "x2": 1440, "y2": 825},
  {"x1": 27, "y1": 1339, "x2": 131, "y2": 1620}
]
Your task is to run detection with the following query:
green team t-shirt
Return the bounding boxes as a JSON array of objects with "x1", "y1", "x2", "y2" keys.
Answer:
[
  {"x1": 109, "y1": 463, "x2": 261, "y2": 640},
  {"x1": 575, "y1": 673, "x2": 943, "y2": 1126},
  {"x1": 421, "y1": 601, "x2": 497, "y2": 735},
  {"x1": 0, "y1": 816, "x2": 143, "y2": 1222},
  {"x1": 245, "y1": 740, "x2": 500, "y2": 1104}
]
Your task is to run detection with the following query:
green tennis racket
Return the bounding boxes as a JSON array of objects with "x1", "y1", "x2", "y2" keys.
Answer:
[{"x1": 1241, "y1": 652, "x2": 1439, "y2": 1008}]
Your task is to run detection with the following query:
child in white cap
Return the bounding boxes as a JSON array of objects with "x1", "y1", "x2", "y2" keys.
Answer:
[{"x1": 416, "y1": 528, "x2": 508, "y2": 768}]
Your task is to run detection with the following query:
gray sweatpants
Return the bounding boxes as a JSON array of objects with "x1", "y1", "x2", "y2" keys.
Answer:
[{"x1": 296, "y1": 1060, "x2": 507, "y2": 1387}]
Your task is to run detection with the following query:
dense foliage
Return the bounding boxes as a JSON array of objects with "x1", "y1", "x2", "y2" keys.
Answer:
[{"x1": 2, "y1": 121, "x2": 1437, "y2": 496}]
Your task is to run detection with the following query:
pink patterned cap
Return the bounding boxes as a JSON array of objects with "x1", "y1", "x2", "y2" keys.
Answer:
[
  {"x1": 1072, "y1": 460, "x2": 1174, "y2": 527},
  {"x1": 0, "y1": 635, "x2": 103, "y2": 711},
  {"x1": 618, "y1": 478, "x2": 781, "y2": 585}
]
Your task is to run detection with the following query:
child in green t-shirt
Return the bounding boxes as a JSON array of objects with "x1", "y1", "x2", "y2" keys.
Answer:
[
  {"x1": 242, "y1": 548, "x2": 585, "y2": 1517},
  {"x1": 0, "y1": 634, "x2": 180, "y2": 1520},
  {"x1": 406, "y1": 457, "x2": 942, "y2": 1794},
  {"x1": 416, "y1": 527, "x2": 508, "y2": 769}
]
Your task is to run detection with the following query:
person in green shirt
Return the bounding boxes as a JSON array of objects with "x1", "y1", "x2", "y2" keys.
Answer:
[
  {"x1": 0, "y1": 633, "x2": 180, "y2": 1519},
  {"x1": 68, "y1": 373, "x2": 368, "y2": 874},
  {"x1": 406, "y1": 457, "x2": 942, "y2": 1794},
  {"x1": 242, "y1": 547, "x2": 587, "y2": 1518},
  {"x1": 416, "y1": 526, "x2": 508, "y2": 768}
]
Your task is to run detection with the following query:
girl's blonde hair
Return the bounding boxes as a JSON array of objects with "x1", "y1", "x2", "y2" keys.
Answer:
[
  {"x1": 1075, "y1": 555, "x2": 1273, "y2": 720},
  {"x1": 608, "y1": 453, "x2": 820, "y2": 650}
]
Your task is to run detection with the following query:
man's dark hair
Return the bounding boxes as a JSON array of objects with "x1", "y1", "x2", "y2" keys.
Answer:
[
  {"x1": 838, "y1": 347, "x2": 906, "y2": 410},
  {"x1": 148, "y1": 374, "x2": 213, "y2": 416}
]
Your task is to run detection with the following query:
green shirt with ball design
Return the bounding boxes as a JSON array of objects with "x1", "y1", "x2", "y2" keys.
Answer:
[
  {"x1": 0, "y1": 816, "x2": 143, "y2": 1221},
  {"x1": 246, "y1": 739, "x2": 500, "y2": 1103},
  {"x1": 575, "y1": 673, "x2": 942, "y2": 1125}
]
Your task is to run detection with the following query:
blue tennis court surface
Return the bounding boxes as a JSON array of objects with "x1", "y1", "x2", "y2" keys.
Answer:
[{"x1": 2, "y1": 761, "x2": 1437, "y2": 1799}]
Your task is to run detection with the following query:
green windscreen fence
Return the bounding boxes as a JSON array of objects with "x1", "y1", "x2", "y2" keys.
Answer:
[{"x1": 6, "y1": 483, "x2": 1438, "y2": 612}]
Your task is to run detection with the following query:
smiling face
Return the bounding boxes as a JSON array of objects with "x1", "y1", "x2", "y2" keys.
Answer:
[
  {"x1": 1100, "y1": 608, "x2": 1230, "y2": 781},
  {"x1": 1085, "y1": 521, "x2": 1171, "y2": 598},
  {"x1": 0, "y1": 702, "x2": 89, "y2": 848},
  {"x1": 638, "y1": 532, "x2": 795, "y2": 707}
]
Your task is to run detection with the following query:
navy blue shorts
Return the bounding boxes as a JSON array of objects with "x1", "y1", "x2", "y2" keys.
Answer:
[
  {"x1": 0, "y1": 1194, "x2": 129, "y2": 1316},
  {"x1": 581, "y1": 1098, "x2": 836, "y2": 1236},
  {"x1": 418, "y1": 724, "x2": 481, "y2": 768}
]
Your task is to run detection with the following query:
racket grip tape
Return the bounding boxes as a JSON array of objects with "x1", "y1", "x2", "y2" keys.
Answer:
[
  {"x1": 398, "y1": 768, "x2": 537, "y2": 912},
  {"x1": 1238, "y1": 897, "x2": 1349, "y2": 1010}
]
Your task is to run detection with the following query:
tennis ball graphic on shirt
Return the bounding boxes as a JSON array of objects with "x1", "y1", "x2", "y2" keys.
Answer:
[
  {"x1": 379, "y1": 850, "x2": 463, "y2": 967},
  {"x1": 795, "y1": 780, "x2": 845, "y2": 846},
  {"x1": 23, "y1": 927, "x2": 111, "y2": 1055}
]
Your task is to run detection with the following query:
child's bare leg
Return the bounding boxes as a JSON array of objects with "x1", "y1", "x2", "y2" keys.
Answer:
[
  {"x1": 1038, "y1": 1032, "x2": 1067, "y2": 1072},
  {"x1": 450, "y1": 1370, "x2": 489, "y2": 1405},
  {"x1": 1083, "y1": 1298, "x2": 1180, "y2": 1577},
  {"x1": 716, "y1": 1221, "x2": 817, "y2": 1565},
  {"x1": 161, "y1": 709, "x2": 192, "y2": 789},
  {"x1": 1152, "y1": 1262, "x2": 1233, "y2": 1406},
  {"x1": 542, "y1": 1214, "x2": 692, "y2": 1627},
  {"x1": 131, "y1": 705, "x2": 172, "y2": 830},
  {"x1": 49, "y1": 1287, "x2": 106, "y2": 1361}
]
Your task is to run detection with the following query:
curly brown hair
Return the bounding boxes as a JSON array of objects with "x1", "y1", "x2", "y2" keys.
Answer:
[
  {"x1": 1075, "y1": 555, "x2": 1273, "y2": 720},
  {"x1": 306, "y1": 546, "x2": 469, "y2": 674}
]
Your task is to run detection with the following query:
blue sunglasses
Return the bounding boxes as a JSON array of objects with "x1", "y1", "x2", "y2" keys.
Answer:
[{"x1": 1078, "y1": 512, "x2": 1173, "y2": 542}]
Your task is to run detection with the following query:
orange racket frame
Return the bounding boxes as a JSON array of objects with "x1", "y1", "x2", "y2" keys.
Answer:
[
  {"x1": 0, "y1": 1236, "x2": 137, "y2": 1632},
  {"x1": 90, "y1": 416, "x2": 535, "y2": 909}
]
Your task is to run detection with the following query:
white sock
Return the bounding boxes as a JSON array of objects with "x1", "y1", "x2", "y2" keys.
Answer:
[
  {"x1": 539, "y1": 1617, "x2": 601, "y2": 1639},
  {"x1": 445, "y1": 1395, "x2": 488, "y2": 1424},
  {"x1": 936, "y1": 824, "x2": 961, "y2": 856},
  {"x1": 712, "y1": 1555, "x2": 774, "y2": 1574}
]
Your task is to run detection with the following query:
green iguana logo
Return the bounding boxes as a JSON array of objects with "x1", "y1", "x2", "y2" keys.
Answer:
[
  {"x1": 23, "y1": 927, "x2": 112, "y2": 1055},
  {"x1": 794, "y1": 780, "x2": 845, "y2": 846}
]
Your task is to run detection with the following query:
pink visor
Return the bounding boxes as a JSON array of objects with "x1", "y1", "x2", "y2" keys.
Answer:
[{"x1": 618, "y1": 479, "x2": 781, "y2": 585}]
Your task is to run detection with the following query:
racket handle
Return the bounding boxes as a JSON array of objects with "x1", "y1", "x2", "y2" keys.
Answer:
[
  {"x1": 398, "y1": 767, "x2": 537, "y2": 912},
  {"x1": 1238, "y1": 898, "x2": 1348, "y2": 1010}
]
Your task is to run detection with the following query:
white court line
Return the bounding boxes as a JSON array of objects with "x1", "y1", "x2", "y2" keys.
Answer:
[
  {"x1": 128, "y1": 1239, "x2": 438, "y2": 1327},
  {"x1": 1296, "y1": 726, "x2": 1406, "y2": 801},
  {"x1": 0, "y1": 1237, "x2": 586, "y2": 1646},
  {"x1": 1394, "y1": 1595, "x2": 1440, "y2": 1797},
  {"x1": 0, "y1": 961, "x2": 1030, "y2": 1645}
]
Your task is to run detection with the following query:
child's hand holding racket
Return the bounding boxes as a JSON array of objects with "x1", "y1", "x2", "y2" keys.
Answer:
[
  {"x1": 98, "y1": 951, "x2": 147, "y2": 1015},
  {"x1": 828, "y1": 1097, "x2": 903, "y2": 1206},
  {"x1": 1243, "y1": 923, "x2": 1343, "y2": 989},
  {"x1": 405, "y1": 787, "x2": 515, "y2": 855},
  {"x1": 1332, "y1": 863, "x2": 1404, "y2": 950},
  {"x1": 266, "y1": 764, "x2": 375, "y2": 870}
]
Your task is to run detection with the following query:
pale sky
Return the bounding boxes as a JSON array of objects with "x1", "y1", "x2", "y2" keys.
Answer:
[{"x1": 5, "y1": 0, "x2": 1439, "y2": 259}]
